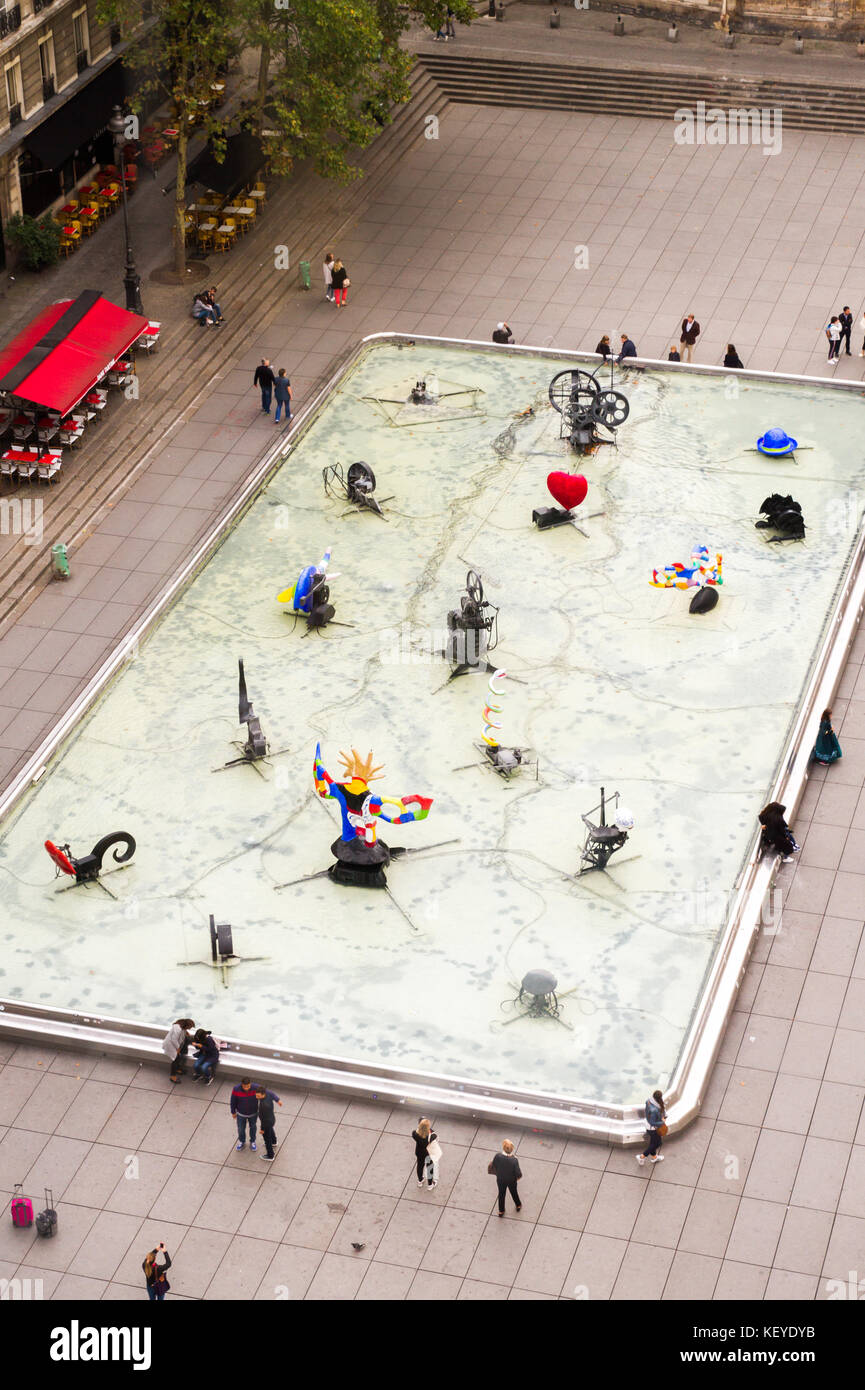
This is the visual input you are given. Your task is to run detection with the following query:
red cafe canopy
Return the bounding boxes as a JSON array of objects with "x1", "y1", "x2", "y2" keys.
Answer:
[{"x1": 0, "y1": 290, "x2": 148, "y2": 416}]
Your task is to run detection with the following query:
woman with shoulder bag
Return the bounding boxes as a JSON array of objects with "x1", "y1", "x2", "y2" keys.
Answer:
[
  {"x1": 636, "y1": 1090, "x2": 667, "y2": 1166},
  {"x1": 411, "y1": 1117, "x2": 438, "y2": 1189},
  {"x1": 332, "y1": 259, "x2": 350, "y2": 307},
  {"x1": 143, "y1": 1242, "x2": 172, "y2": 1300}
]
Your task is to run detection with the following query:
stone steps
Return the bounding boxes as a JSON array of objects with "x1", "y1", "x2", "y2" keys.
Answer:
[
  {"x1": 419, "y1": 51, "x2": 865, "y2": 133},
  {"x1": 0, "y1": 65, "x2": 445, "y2": 630}
]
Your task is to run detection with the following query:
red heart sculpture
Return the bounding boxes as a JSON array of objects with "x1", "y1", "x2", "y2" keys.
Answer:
[{"x1": 547, "y1": 472, "x2": 588, "y2": 511}]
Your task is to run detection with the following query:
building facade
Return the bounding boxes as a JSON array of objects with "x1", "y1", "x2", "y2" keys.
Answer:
[{"x1": 0, "y1": 0, "x2": 132, "y2": 268}]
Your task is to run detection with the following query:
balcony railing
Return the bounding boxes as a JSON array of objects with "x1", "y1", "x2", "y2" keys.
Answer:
[
  {"x1": 0, "y1": 5, "x2": 22, "y2": 38},
  {"x1": 42, "y1": 74, "x2": 55, "y2": 102},
  {"x1": 33, "y1": 0, "x2": 55, "y2": 14},
  {"x1": 75, "y1": 48, "x2": 89, "y2": 74},
  {"x1": 8, "y1": 102, "x2": 21, "y2": 127}
]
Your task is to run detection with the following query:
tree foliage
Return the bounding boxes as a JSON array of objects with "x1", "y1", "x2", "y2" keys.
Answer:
[{"x1": 5, "y1": 213, "x2": 61, "y2": 271}]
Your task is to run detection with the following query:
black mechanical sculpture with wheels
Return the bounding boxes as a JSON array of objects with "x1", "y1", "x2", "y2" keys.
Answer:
[
  {"x1": 548, "y1": 366, "x2": 630, "y2": 454},
  {"x1": 322, "y1": 461, "x2": 392, "y2": 520},
  {"x1": 442, "y1": 569, "x2": 500, "y2": 683},
  {"x1": 577, "y1": 787, "x2": 635, "y2": 875},
  {"x1": 214, "y1": 660, "x2": 291, "y2": 777}
]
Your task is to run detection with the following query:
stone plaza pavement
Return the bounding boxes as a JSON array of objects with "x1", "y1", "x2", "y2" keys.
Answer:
[{"x1": 1, "y1": 95, "x2": 865, "y2": 1301}]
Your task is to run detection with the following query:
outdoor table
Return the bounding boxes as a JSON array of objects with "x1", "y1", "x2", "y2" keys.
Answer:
[
  {"x1": 60, "y1": 202, "x2": 79, "y2": 217},
  {"x1": 246, "y1": 189, "x2": 265, "y2": 201},
  {"x1": 58, "y1": 419, "x2": 84, "y2": 445},
  {"x1": 223, "y1": 205, "x2": 253, "y2": 217},
  {"x1": 162, "y1": 127, "x2": 179, "y2": 140},
  {"x1": 36, "y1": 418, "x2": 59, "y2": 442},
  {"x1": 1, "y1": 447, "x2": 61, "y2": 482},
  {"x1": 198, "y1": 218, "x2": 218, "y2": 232},
  {"x1": 189, "y1": 203, "x2": 220, "y2": 215},
  {"x1": 11, "y1": 416, "x2": 34, "y2": 442},
  {"x1": 217, "y1": 223, "x2": 236, "y2": 236},
  {"x1": 85, "y1": 391, "x2": 107, "y2": 414}
]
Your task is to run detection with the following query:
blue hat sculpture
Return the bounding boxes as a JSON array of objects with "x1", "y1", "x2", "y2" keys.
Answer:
[{"x1": 757, "y1": 427, "x2": 798, "y2": 456}]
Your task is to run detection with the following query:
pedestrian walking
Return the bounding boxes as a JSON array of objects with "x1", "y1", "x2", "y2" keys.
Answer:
[
  {"x1": 826, "y1": 317, "x2": 842, "y2": 364},
  {"x1": 839, "y1": 306, "x2": 853, "y2": 356},
  {"x1": 680, "y1": 313, "x2": 700, "y2": 362},
  {"x1": 595, "y1": 334, "x2": 612, "y2": 360},
  {"x1": 191, "y1": 1028, "x2": 220, "y2": 1085},
  {"x1": 143, "y1": 1243, "x2": 171, "y2": 1300},
  {"x1": 758, "y1": 801, "x2": 800, "y2": 862},
  {"x1": 667, "y1": 345, "x2": 680, "y2": 362},
  {"x1": 323, "y1": 252, "x2": 335, "y2": 302},
  {"x1": 411, "y1": 1117, "x2": 438, "y2": 1189},
  {"x1": 636, "y1": 1090, "x2": 666, "y2": 1165},
  {"x1": 254, "y1": 359, "x2": 275, "y2": 413},
  {"x1": 446, "y1": 5, "x2": 457, "y2": 36},
  {"x1": 724, "y1": 344, "x2": 744, "y2": 369},
  {"x1": 489, "y1": 1139, "x2": 522, "y2": 1215},
  {"x1": 331, "y1": 259, "x2": 350, "y2": 307},
  {"x1": 616, "y1": 333, "x2": 637, "y2": 365},
  {"x1": 813, "y1": 707, "x2": 842, "y2": 765},
  {"x1": 256, "y1": 1085, "x2": 283, "y2": 1161},
  {"x1": 273, "y1": 368, "x2": 292, "y2": 424},
  {"x1": 492, "y1": 321, "x2": 514, "y2": 344},
  {"x1": 161, "y1": 1017, "x2": 194, "y2": 1084},
  {"x1": 230, "y1": 1076, "x2": 259, "y2": 1150}
]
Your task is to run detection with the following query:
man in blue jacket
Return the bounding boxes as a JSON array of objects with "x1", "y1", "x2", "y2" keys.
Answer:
[
  {"x1": 230, "y1": 1077, "x2": 259, "y2": 1151},
  {"x1": 616, "y1": 334, "x2": 637, "y2": 365}
]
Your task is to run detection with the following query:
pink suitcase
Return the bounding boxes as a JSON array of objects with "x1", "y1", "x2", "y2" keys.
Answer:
[{"x1": 11, "y1": 1183, "x2": 33, "y2": 1228}]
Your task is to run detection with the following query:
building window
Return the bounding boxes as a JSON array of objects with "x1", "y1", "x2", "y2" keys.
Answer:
[
  {"x1": 4, "y1": 58, "x2": 22, "y2": 127},
  {"x1": 0, "y1": 4, "x2": 22, "y2": 39},
  {"x1": 73, "y1": 7, "x2": 89, "y2": 72},
  {"x1": 39, "y1": 34, "x2": 55, "y2": 103}
]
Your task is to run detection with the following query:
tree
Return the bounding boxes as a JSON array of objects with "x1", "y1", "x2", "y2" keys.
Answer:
[
  {"x1": 97, "y1": 0, "x2": 238, "y2": 275},
  {"x1": 4, "y1": 213, "x2": 61, "y2": 271},
  {"x1": 243, "y1": 0, "x2": 474, "y2": 184}
]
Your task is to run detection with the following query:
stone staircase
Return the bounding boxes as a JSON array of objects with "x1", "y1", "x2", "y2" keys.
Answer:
[
  {"x1": 419, "y1": 50, "x2": 865, "y2": 135},
  {"x1": 0, "y1": 63, "x2": 446, "y2": 629}
]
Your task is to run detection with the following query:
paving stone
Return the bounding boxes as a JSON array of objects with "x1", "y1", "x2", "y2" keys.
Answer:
[
  {"x1": 374, "y1": 1198, "x2": 441, "y2": 1269},
  {"x1": 742, "y1": 1129, "x2": 805, "y2": 1203},
  {"x1": 763, "y1": 1073, "x2": 820, "y2": 1135},
  {"x1": 55, "y1": 1081, "x2": 126, "y2": 1142},
  {"x1": 355, "y1": 1261, "x2": 414, "y2": 1300},
  {"x1": 610, "y1": 1241, "x2": 674, "y2": 1300},
  {"x1": 406, "y1": 1269, "x2": 461, "y2": 1300},
  {"x1": 773, "y1": 1206, "x2": 835, "y2": 1276},
  {"x1": 420, "y1": 1206, "x2": 487, "y2": 1278},
  {"x1": 97, "y1": 1088, "x2": 167, "y2": 1149},
  {"x1": 809, "y1": 1081, "x2": 865, "y2": 1142},
  {"x1": 104, "y1": 1151, "x2": 179, "y2": 1218},
  {"x1": 148, "y1": 1158, "x2": 216, "y2": 1225},
  {"x1": 283, "y1": 1183, "x2": 356, "y2": 1253},
  {"x1": 72, "y1": 1210, "x2": 144, "y2": 1281},
  {"x1": 192, "y1": 1167, "x2": 264, "y2": 1235},
  {"x1": 207, "y1": 1234, "x2": 279, "y2": 1300},
  {"x1": 255, "y1": 1244, "x2": 323, "y2": 1301},
  {"x1": 725, "y1": 1197, "x2": 786, "y2": 1266},
  {"x1": 269, "y1": 1117, "x2": 337, "y2": 1182},
  {"x1": 661, "y1": 1250, "x2": 722, "y2": 1301}
]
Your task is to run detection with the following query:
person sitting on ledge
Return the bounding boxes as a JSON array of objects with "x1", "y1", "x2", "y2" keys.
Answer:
[
  {"x1": 616, "y1": 333, "x2": 637, "y2": 365},
  {"x1": 758, "y1": 801, "x2": 800, "y2": 862},
  {"x1": 596, "y1": 334, "x2": 612, "y2": 360},
  {"x1": 667, "y1": 345, "x2": 681, "y2": 362},
  {"x1": 492, "y1": 321, "x2": 514, "y2": 344}
]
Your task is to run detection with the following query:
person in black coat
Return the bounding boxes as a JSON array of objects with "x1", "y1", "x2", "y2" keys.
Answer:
[
  {"x1": 595, "y1": 334, "x2": 612, "y2": 360},
  {"x1": 411, "y1": 1117, "x2": 437, "y2": 1188},
  {"x1": 667, "y1": 345, "x2": 680, "y2": 362},
  {"x1": 191, "y1": 1029, "x2": 219, "y2": 1085},
  {"x1": 724, "y1": 344, "x2": 744, "y2": 369},
  {"x1": 143, "y1": 1243, "x2": 171, "y2": 1301},
  {"x1": 758, "y1": 802, "x2": 800, "y2": 862},
  {"x1": 492, "y1": 322, "x2": 514, "y2": 344},
  {"x1": 254, "y1": 359, "x2": 275, "y2": 414},
  {"x1": 838, "y1": 306, "x2": 853, "y2": 356},
  {"x1": 490, "y1": 1139, "x2": 522, "y2": 1216}
]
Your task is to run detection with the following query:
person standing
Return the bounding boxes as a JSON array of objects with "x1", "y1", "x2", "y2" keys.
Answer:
[
  {"x1": 191, "y1": 1028, "x2": 220, "y2": 1085},
  {"x1": 255, "y1": 1085, "x2": 283, "y2": 1161},
  {"x1": 838, "y1": 306, "x2": 853, "y2": 356},
  {"x1": 636, "y1": 1090, "x2": 666, "y2": 1165},
  {"x1": 323, "y1": 252, "x2": 335, "y2": 302},
  {"x1": 492, "y1": 321, "x2": 514, "y2": 344},
  {"x1": 331, "y1": 259, "x2": 349, "y2": 307},
  {"x1": 273, "y1": 369, "x2": 292, "y2": 425},
  {"x1": 161, "y1": 1018, "x2": 194, "y2": 1084},
  {"x1": 680, "y1": 313, "x2": 700, "y2": 362},
  {"x1": 231, "y1": 1077, "x2": 259, "y2": 1150},
  {"x1": 490, "y1": 1139, "x2": 522, "y2": 1215},
  {"x1": 813, "y1": 708, "x2": 842, "y2": 765},
  {"x1": 724, "y1": 344, "x2": 744, "y2": 368},
  {"x1": 826, "y1": 316, "x2": 842, "y2": 364},
  {"x1": 143, "y1": 1243, "x2": 172, "y2": 1300},
  {"x1": 254, "y1": 359, "x2": 275, "y2": 413},
  {"x1": 446, "y1": 5, "x2": 457, "y2": 36},
  {"x1": 411, "y1": 1118, "x2": 437, "y2": 1189},
  {"x1": 616, "y1": 333, "x2": 637, "y2": 365},
  {"x1": 595, "y1": 334, "x2": 612, "y2": 360}
]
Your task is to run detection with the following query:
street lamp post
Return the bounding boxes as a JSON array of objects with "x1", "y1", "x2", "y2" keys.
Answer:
[{"x1": 107, "y1": 104, "x2": 143, "y2": 316}]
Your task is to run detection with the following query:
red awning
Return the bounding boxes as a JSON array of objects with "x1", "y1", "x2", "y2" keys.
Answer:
[{"x1": 0, "y1": 292, "x2": 148, "y2": 416}]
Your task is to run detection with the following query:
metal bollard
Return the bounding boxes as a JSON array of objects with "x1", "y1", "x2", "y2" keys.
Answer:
[
  {"x1": 299, "y1": 260, "x2": 311, "y2": 290},
  {"x1": 614, "y1": 14, "x2": 625, "y2": 35},
  {"x1": 51, "y1": 542, "x2": 70, "y2": 580}
]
